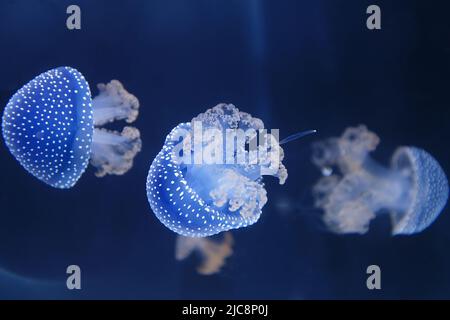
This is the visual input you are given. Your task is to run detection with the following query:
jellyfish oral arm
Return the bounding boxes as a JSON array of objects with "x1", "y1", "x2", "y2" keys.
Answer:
[
  {"x1": 89, "y1": 80, "x2": 142, "y2": 177},
  {"x1": 147, "y1": 104, "x2": 289, "y2": 237},
  {"x1": 92, "y1": 80, "x2": 139, "y2": 126}
]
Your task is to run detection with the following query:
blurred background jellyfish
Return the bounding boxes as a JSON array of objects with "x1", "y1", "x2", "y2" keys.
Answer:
[
  {"x1": 311, "y1": 125, "x2": 449, "y2": 235},
  {"x1": 175, "y1": 232, "x2": 234, "y2": 275},
  {"x1": 147, "y1": 103, "x2": 297, "y2": 237},
  {"x1": 2, "y1": 66, "x2": 141, "y2": 188}
]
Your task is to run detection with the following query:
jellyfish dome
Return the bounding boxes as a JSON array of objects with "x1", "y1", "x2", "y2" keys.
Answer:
[
  {"x1": 147, "y1": 103, "x2": 287, "y2": 237},
  {"x1": 312, "y1": 125, "x2": 449, "y2": 235},
  {"x1": 2, "y1": 67, "x2": 141, "y2": 188}
]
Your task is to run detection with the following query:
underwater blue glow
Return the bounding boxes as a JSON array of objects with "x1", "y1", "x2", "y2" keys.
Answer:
[
  {"x1": 2, "y1": 67, "x2": 93, "y2": 188},
  {"x1": 147, "y1": 104, "x2": 287, "y2": 237}
]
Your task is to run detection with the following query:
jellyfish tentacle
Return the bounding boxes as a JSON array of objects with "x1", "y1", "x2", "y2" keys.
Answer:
[
  {"x1": 175, "y1": 236, "x2": 202, "y2": 261},
  {"x1": 279, "y1": 129, "x2": 317, "y2": 145},
  {"x1": 196, "y1": 233, "x2": 233, "y2": 275}
]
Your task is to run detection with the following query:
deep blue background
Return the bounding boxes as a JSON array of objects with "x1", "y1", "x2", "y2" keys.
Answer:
[{"x1": 0, "y1": 0, "x2": 449, "y2": 299}]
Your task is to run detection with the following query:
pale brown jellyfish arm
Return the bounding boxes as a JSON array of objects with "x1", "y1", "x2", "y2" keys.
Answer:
[
  {"x1": 316, "y1": 160, "x2": 416, "y2": 234},
  {"x1": 311, "y1": 138, "x2": 340, "y2": 175},
  {"x1": 92, "y1": 80, "x2": 140, "y2": 126},
  {"x1": 312, "y1": 125, "x2": 413, "y2": 234},
  {"x1": 279, "y1": 129, "x2": 317, "y2": 145},
  {"x1": 175, "y1": 233, "x2": 234, "y2": 275},
  {"x1": 175, "y1": 236, "x2": 203, "y2": 261},
  {"x1": 312, "y1": 125, "x2": 380, "y2": 175},
  {"x1": 336, "y1": 125, "x2": 380, "y2": 173},
  {"x1": 314, "y1": 172, "x2": 378, "y2": 234},
  {"x1": 90, "y1": 127, "x2": 142, "y2": 177},
  {"x1": 208, "y1": 169, "x2": 268, "y2": 219},
  {"x1": 196, "y1": 232, "x2": 234, "y2": 275},
  {"x1": 312, "y1": 174, "x2": 340, "y2": 208},
  {"x1": 258, "y1": 132, "x2": 288, "y2": 185}
]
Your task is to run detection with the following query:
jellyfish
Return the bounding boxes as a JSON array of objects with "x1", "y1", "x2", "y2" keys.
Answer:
[
  {"x1": 311, "y1": 125, "x2": 449, "y2": 235},
  {"x1": 147, "y1": 103, "x2": 315, "y2": 237},
  {"x1": 175, "y1": 232, "x2": 234, "y2": 275},
  {"x1": 2, "y1": 66, "x2": 141, "y2": 188}
]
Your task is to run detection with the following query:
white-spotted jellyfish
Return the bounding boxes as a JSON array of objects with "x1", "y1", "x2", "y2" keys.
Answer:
[
  {"x1": 146, "y1": 103, "x2": 314, "y2": 237},
  {"x1": 311, "y1": 125, "x2": 449, "y2": 235},
  {"x1": 175, "y1": 232, "x2": 234, "y2": 275},
  {"x1": 2, "y1": 66, "x2": 142, "y2": 188}
]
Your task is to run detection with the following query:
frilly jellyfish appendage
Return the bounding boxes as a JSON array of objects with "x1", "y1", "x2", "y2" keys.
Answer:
[
  {"x1": 1, "y1": 67, "x2": 141, "y2": 188},
  {"x1": 147, "y1": 103, "x2": 287, "y2": 237},
  {"x1": 90, "y1": 126, "x2": 142, "y2": 177},
  {"x1": 312, "y1": 125, "x2": 449, "y2": 235},
  {"x1": 175, "y1": 232, "x2": 234, "y2": 275},
  {"x1": 90, "y1": 79, "x2": 142, "y2": 178}
]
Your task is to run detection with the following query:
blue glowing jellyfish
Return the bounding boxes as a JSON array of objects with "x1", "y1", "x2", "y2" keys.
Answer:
[
  {"x1": 147, "y1": 103, "x2": 307, "y2": 237},
  {"x1": 2, "y1": 67, "x2": 141, "y2": 188},
  {"x1": 311, "y1": 125, "x2": 449, "y2": 235}
]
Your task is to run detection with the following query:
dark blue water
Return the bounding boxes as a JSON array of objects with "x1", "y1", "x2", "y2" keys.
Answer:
[{"x1": 0, "y1": 0, "x2": 449, "y2": 299}]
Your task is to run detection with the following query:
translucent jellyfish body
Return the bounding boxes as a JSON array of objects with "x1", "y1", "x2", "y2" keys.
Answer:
[
  {"x1": 312, "y1": 125, "x2": 449, "y2": 235},
  {"x1": 147, "y1": 104, "x2": 287, "y2": 237},
  {"x1": 2, "y1": 67, "x2": 141, "y2": 188},
  {"x1": 175, "y1": 232, "x2": 234, "y2": 275}
]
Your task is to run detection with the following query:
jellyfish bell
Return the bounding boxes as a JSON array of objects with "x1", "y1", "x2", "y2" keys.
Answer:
[
  {"x1": 312, "y1": 125, "x2": 449, "y2": 235},
  {"x1": 390, "y1": 146, "x2": 449, "y2": 234},
  {"x1": 2, "y1": 66, "x2": 141, "y2": 189}
]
